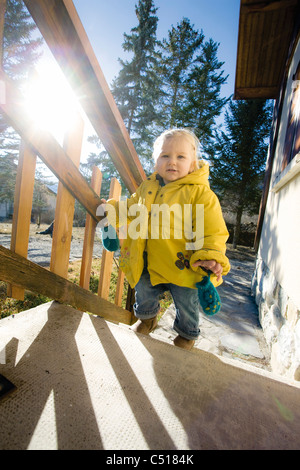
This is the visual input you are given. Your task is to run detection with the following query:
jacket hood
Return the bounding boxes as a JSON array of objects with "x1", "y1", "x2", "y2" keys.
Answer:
[{"x1": 150, "y1": 161, "x2": 210, "y2": 188}]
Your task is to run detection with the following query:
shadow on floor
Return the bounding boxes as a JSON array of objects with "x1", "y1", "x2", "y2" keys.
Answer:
[{"x1": 0, "y1": 302, "x2": 299, "y2": 450}]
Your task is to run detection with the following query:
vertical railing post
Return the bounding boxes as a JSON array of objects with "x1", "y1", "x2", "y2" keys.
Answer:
[
  {"x1": 97, "y1": 178, "x2": 122, "y2": 300},
  {"x1": 8, "y1": 141, "x2": 37, "y2": 300},
  {"x1": 50, "y1": 112, "x2": 84, "y2": 278},
  {"x1": 114, "y1": 263, "x2": 126, "y2": 307},
  {"x1": 114, "y1": 226, "x2": 126, "y2": 307},
  {"x1": 80, "y1": 166, "x2": 102, "y2": 290}
]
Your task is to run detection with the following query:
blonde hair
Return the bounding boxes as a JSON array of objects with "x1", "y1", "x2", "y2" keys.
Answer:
[{"x1": 152, "y1": 128, "x2": 202, "y2": 172}]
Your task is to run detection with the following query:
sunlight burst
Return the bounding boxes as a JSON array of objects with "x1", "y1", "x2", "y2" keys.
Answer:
[{"x1": 25, "y1": 61, "x2": 80, "y2": 143}]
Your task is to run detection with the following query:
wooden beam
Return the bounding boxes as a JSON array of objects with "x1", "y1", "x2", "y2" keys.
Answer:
[
  {"x1": 234, "y1": 86, "x2": 278, "y2": 100},
  {"x1": 235, "y1": 0, "x2": 299, "y2": 101},
  {"x1": 0, "y1": 245, "x2": 133, "y2": 325},
  {"x1": 0, "y1": 70, "x2": 101, "y2": 222},
  {"x1": 241, "y1": 0, "x2": 298, "y2": 14},
  {"x1": 23, "y1": 0, "x2": 146, "y2": 194}
]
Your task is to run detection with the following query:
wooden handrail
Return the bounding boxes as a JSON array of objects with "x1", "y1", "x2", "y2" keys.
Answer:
[
  {"x1": 0, "y1": 245, "x2": 133, "y2": 324},
  {"x1": 0, "y1": 1, "x2": 141, "y2": 318},
  {"x1": 23, "y1": 0, "x2": 146, "y2": 194},
  {"x1": 0, "y1": 70, "x2": 101, "y2": 222}
]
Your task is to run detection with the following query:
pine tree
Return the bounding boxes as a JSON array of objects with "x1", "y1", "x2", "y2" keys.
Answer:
[
  {"x1": 0, "y1": 133, "x2": 17, "y2": 203},
  {"x1": 88, "y1": 6, "x2": 229, "y2": 179},
  {"x1": 156, "y1": 19, "x2": 228, "y2": 158},
  {"x1": 183, "y1": 38, "x2": 228, "y2": 150},
  {"x1": 110, "y1": 0, "x2": 160, "y2": 168},
  {"x1": 157, "y1": 18, "x2": 204, "y2": 129},
  {"x1": 81, "y1": 135, "x2": 129, "y2": 199},
  {"x1": 209, "y1": 99, "x2": 273, "y2": 248},
  {"x1": 2, "y1": 0, "x2": 42, "y2": 82},
  {"x1": 0, "y1": 0, "x2": 42, "y2": 205}
]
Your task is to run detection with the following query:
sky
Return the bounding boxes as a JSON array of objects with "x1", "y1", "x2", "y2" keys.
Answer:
[
  {"x1": 73, "y1": 0, "x2": 241, "y2": 100},
  {"x1": 35, "y1": 0, "x2": 241, "y2": 172}
]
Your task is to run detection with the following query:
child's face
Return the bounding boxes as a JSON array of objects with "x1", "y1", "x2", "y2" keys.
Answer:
[{"x1": 155, "y1": 135, "x2": 195, "y2": 184}]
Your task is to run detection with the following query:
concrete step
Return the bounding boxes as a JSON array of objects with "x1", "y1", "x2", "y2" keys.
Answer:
[
  {"x1": 152, "y1": 303, "x2": 271, "y2": 371},
  {"x1": 0, "y1": 301, "x2": 299, "y2": 450}
]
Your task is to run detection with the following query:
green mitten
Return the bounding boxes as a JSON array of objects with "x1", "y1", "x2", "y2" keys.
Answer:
[
  {"x1": 196, "y1": 275, "x2": 221, "y2": 315},
  {"x1": 101, "y1": 225, "x2": 120, "y2": 252}
]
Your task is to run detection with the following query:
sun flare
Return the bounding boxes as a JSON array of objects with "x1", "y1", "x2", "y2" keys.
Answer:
[{"x1": 25, "y1": 61, "x2": 80, "y2": 142}]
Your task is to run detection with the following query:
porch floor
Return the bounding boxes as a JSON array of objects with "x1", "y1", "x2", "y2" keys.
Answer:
[{"x1": 0, "y1": 301, "x2": 299, "y2": 450}]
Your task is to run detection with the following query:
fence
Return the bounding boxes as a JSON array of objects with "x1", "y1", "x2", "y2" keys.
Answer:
[{"x1": 0, "y1": 0, "x2": 145, "y2": 325}]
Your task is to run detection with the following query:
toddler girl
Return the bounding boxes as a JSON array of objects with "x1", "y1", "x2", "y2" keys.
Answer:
[{"x1": 101, "y1": 128, "x2": 230, "y2": 350}]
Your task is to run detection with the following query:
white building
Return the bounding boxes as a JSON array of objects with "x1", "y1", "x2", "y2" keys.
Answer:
[{"x1": 235, "y1": 0, "x2": 300, "y2": 380}]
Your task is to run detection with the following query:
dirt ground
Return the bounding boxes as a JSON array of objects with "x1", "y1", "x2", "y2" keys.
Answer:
[
  {"x1": 0, "y1": 222, "x2": 256, "y2": 259},
  {"x1": 0, "y1": 222, "x2": 86, "y2": 240}
]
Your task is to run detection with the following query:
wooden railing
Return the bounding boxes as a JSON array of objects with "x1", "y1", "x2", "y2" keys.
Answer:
[{"x1": 0, "y1": 0, "x2": 145, "y2": 325}]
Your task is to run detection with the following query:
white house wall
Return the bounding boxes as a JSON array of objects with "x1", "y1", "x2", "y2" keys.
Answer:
[
  {"x1": 260, "y1": 38, "x2": 300, "y2": 310},
  {"x1": 252, "y1": 38, "x2": 300, "y2": 381}
]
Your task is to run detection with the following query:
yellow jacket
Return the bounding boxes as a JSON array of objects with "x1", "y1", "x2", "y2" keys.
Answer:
[{"x1": 107, "y1": 163, "x2": 230, "y2": 289}]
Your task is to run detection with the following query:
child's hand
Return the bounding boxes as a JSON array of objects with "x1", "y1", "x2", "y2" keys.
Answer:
[{"x1": 192, "y1": 259, "x2": 223, "y2": 282}]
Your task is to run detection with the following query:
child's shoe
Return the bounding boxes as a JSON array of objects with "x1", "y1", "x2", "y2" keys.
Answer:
[
  {"x1": 131, "y1": 316, "x2": 158, "y2": 335},
  {"x1": 173, "y1": 335, "x2": 195, "y2": 350}
]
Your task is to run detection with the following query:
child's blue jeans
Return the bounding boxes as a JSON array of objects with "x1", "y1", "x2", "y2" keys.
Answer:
[{"x1": 133, "y1": 270, "x2": 201, "y2": 340}]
